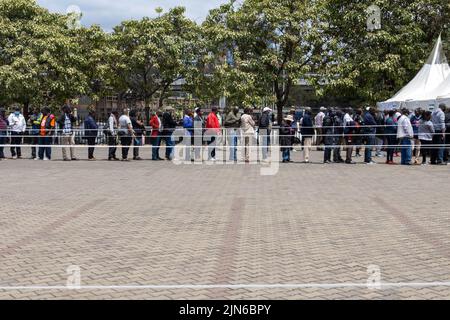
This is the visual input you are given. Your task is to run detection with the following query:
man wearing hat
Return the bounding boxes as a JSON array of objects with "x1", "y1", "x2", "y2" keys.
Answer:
[
  {"x1": 280, "y1": 115, "x2": 295, "y2": 163},
  {"x1": 7, "y1": 106, "x2": 27, "y2": 159},
  {"x1": 315, "y1": 107, "x2": 326, "y2": 148},
  {"x1": 258, "y1": 107, "x2": 272, "y2": 161}
]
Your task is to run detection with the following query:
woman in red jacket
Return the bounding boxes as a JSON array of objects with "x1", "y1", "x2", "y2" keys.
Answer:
[
  {"x1": 150, "y1": 112, "x2": 163, "y2": 161},
  {"x1": 206, "y1": 107, "x2": 221, "y2": 161}
]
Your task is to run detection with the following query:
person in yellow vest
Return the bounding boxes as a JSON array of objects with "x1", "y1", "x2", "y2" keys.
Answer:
[
  {"x1": 28, "y1": 108, "x2": 42, "y2": 160},
  {"x1": 38, "y1": 107, "x2": 56, "y2": 160}
]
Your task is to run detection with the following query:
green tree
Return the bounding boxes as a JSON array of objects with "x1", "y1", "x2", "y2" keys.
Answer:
[
  {"x1": 202, "y1": 0, "x2": 326, "y2": 123},
  {"x1": 320, "y1": 0, "x2": 450, "y2": 106},
  {"x1": 0, "y1": 0, "x2": 87, "y2": 116},
  {"x1": 112, "y1": 7, "x2": 201, "y2": 122}
]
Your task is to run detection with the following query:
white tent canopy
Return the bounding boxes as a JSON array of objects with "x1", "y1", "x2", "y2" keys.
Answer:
[{"x1": 378, "y1": 35, "x2": 450, "y2": 111}]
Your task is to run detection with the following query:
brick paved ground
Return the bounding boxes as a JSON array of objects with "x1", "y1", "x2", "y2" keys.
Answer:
[{"x1": 0, "y1": 145, "x2": 449, "y2": 299}]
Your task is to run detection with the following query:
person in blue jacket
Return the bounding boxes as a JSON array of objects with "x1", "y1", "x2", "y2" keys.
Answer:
[
  {"x1": 84, "y1": 107, "x2": 99, "y2": 161},
  {"x1": 363, "y1": 107, "x2": 377, "y2": 164},
  {"x1": 183, "y1": 110, "x2": 194, "y2": 161}
]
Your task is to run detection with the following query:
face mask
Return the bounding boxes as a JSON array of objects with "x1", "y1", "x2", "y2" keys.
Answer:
[{"x1": 14, "y1": 112, "x2": 20, "y2": 116}]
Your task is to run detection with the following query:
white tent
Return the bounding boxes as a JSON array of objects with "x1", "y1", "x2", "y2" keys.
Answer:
[{"x1": 378, "y1": 35, "x2": 450, "y2": 111}]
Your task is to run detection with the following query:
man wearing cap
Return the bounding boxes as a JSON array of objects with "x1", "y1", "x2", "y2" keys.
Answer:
[
  {"x1": 315, "y1": 107, "x2": 326, "y2": 148},
  {"x1": 431, "y1": 103, "x2": 446, "y2": 165},
  {"x1": 7, "y1": 107, "x2": 27, "y2": 159},
  {"x1": 258, "y1": 107, "x2": 272, "y2": 161},
  {"x1": 280, "y1": 115, "x2": 295, "y2": 163},
  {"x1": 397, "y1": 108, "x2": 414, "y2": 165}
]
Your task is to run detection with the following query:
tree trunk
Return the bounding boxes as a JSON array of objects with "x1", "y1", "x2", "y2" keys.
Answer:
[
  {"x1": 23, "y1": 101, "x2": 30, "y2": 120},
  {"x1": 144, "y1": 98, "x2": 150, "y2": 125}
]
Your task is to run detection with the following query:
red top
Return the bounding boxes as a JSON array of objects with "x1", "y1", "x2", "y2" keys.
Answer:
[
  {"x1": 149, "y1": 115, "x2": 161, "y2": 137},
  {"x1": 206, "y1": 113, "x2": 220, "y2": 133}
]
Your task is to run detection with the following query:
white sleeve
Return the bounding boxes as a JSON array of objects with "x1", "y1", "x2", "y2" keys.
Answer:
[{"x1": 109, "y1": 117, "x2": 115, "y2": 133}]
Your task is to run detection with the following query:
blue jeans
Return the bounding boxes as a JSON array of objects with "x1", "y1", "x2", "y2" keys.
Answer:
[
  {"x1": 38, "y1": 136, "x2": 52, "y2": 160},
  {"x1": 282, "y1": 149, "x2": 290, "y2": 162},
  {"x1": 163, "y1": 134, "x2": 174, "y2": 159},
  {"x1": 364, "y1": 134, "x2": 375, "y2": 163},
  {"x1": 400, "y1": 138, "x2": 412, "y2": 165},
  {"x1": 260, "y1": 129, "x2": 271, "y2": 160},
  {"x1": 228, "y1": 129, "x2": 238, "y2": 161},
  {"x1": 151, "y1": 136, "x2": 161, "y2": 160},
  {"x1": 133, "y1": 136, "x2": 142, "y2": 159}
]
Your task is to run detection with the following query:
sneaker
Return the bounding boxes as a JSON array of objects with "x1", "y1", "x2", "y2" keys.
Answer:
[
  {"x1": 43, "y1": 157, "x2": 50, "y2": 161},
  {"x1": 133, "y1": 157, "x2": 143, "y2": 161},
  {"x1": 366, "y1": 161, "x2": 376, "y2": 165},
  {"x1": 33, "y1": 158, "x2": 38, "y2": 161},
  {"x1": 345, "y1": 160, "x2": 356, "y2": 164},
  {"x1": 71, "y1": 158, "x2": 78, "y2": 161},
  {"x1": 12, "y1": 156, "x2": 17, "y2": 160}
]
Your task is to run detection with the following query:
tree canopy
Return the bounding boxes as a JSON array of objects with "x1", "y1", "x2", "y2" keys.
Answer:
[{"x1": 0, "y1": 0, "x2": 449, "y2": 118}]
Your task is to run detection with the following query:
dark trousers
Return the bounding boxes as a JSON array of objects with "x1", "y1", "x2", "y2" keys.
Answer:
[
  {"x1": 421, "y1": 140, "x2": 432, "y2": 163},
  {"x1": 162, "y1": 133, "x2": 174, "y2": 159},
  {"x1": 87, "y1": 137, "x2": 96, "y2": 159},
  {"x1": 324, "y1": 145, "x2": 332, "y2": 162},
  {"x1": 208, "y1": 136, "x2": 217, "y2": 159},
  {"x1": 431, "y1": 133, "x2": 444, "y2": 164},
  {"x1": 364, "y1": 134, "x2": 375, "y2": 163},
  {"x1": 133, "y1": 136, "x2": 142, "y2": 159},
  {"x1": 0, "y1": 131, "x2": 6, "y2": 158},
  {"x1": 38, "y1": 136, "x2": 52, "y2": 160},
  {"x1": 108, "y1": 135, "x2": 117, "y2": 159},
  {"x1": 120, "y1": 136, "x2": 132, "y2": 160},
  {"x1": 444, "y1": 133, "x2": 450, "y2": 163},
  {"x1": 345, "y1": 139, "x2": 353, "y2": 162},
  {"x1": 30, "y1": 134, "x2": 38, "y2": 158},
  {"x1": 10, "y1": 132, "x2": 23, "y2": 157},
  {"x1": 386, "y1": 136, "x2": 397, "y2": 162},
  {"x1": 151, "y1": 136, "x2": 161, "y2": 160}
]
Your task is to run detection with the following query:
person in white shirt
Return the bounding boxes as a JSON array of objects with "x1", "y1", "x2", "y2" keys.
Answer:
[
  {"x1": 315, "y1": 107, "x2": 326, "y2": 147},
  {"x1": 7, "y1": 107, "x2": 27, "y2": 159},
  {"x1": 397, "y1": 109, "x2": 414, "y2": 165},
  {"x1": 241, "y1": 108, "x2": 256, "y2": 163},
  {"x1": 107, "y1": 111, "x2": 119, "y2": 161},
  {"x1": 118, "y1": 111, "x2": 134, "y2": 161},
  {"x1": 343, "y1": 108, "x2": 356, "y2": 164}
]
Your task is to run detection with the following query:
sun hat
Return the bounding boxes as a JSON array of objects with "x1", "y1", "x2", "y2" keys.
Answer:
[
  {"x1": 284, "y1": 115, "x2": 294, "y2": 122},
  {"x1": 263, "y1": 107, "x2": 272, "y2": 113}
]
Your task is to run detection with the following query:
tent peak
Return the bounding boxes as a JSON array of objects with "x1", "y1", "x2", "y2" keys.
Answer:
[{"x1": 426, "y1": 34, "x2": 447, "y2": 65}]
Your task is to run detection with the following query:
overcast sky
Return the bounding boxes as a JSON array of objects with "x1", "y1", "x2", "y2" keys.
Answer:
[{"x1": 37, "y1": 0, "x2": 227, "y2": 30}]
